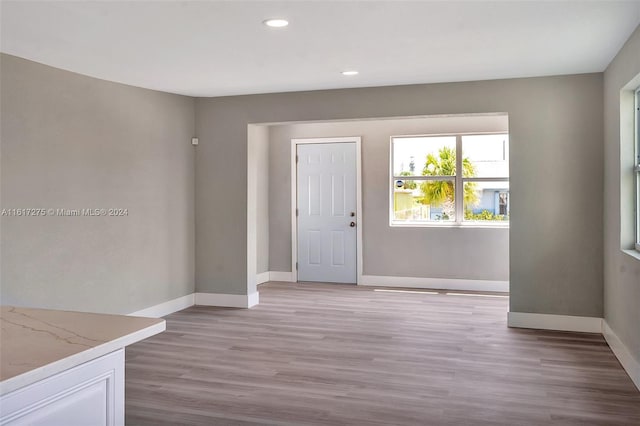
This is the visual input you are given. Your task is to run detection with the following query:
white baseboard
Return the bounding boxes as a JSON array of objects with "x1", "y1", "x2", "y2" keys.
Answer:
[
  {"x1": 507, "y1": 312, "x2": 603, "y2": 333},
  {"x1": 603, "y1": 320, "x2": 640, "y2": 391},
  {"x1": 247, "y1": 291, "x2": 260, "y2": 307},
  {"x1": 257, "y1": 272, "x2": 270, "y2": 285},
  {"x1": 268, "y1": 271, "x2": 296, "y2": 282},
  {"x1": 195, "y1": 291, "x2": 259, "y2": 308},
  {"x1": 128, "y1": 290, "x2": 261, "y2": 315},
  {"x1": 128, "y1": 294, "x2": 195, "y2": 318},
  {"x1": 360, "y1": 275, "x2": 509, "y2": 292}
]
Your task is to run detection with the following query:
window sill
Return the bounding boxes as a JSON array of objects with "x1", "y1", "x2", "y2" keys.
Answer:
[
  {"x1": 390, "y1": 221, "x2": 509, "y2": 229},
  {"x1": 622, "y1": 249, "x2": 640, "y2": 262}
]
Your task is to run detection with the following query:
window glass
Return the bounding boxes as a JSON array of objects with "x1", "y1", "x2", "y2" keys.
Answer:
[
  {"x1": 393, "y1": 136, "x2": 456, "y2": 176},
  {"x1": 635, "y1": 88, "x2": 640, "y2": 249},
  {"x1": 462, "y1": 134, "x2": 509, "y2": 178},
  {"x1": 393, "y1": 179, "x2": 456, "y2": 222},
  {"x1": 463, "y1": 182, "x2": 510, "y2": 221}
]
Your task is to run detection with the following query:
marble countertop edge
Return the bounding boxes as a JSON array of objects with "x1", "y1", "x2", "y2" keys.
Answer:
[{"x1": 0, "y1": 319, "x2": 165, "y2": 396}]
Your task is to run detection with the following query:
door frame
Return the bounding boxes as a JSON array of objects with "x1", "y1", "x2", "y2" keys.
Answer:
[{"x1": 291, "y1": 137, "x2": 363, "y2": 284}]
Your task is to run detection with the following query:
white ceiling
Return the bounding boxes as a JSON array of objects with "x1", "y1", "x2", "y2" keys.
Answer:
[{"x1": 1, "y1": 1, "x2": 639, "y2": 97}]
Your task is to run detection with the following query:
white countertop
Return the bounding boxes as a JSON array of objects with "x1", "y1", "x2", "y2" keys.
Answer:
[{"x1": 0, "y1": 306, "x2": 165, "y2": 395}]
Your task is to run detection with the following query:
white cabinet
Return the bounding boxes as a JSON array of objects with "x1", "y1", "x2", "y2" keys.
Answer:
[{"x1": 0, "y1": 350, "x2": 124, "y2": 426}]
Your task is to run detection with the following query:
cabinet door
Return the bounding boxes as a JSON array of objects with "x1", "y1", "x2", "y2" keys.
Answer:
[{"x1": 0, "y1": 349, "x2": 124, "y2": 426}]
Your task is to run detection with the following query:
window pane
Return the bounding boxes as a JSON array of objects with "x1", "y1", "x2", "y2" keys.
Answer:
[
  {"x1": 636, "y1": 89, "x2": 639, "y2": 165},
  {"x1": 637, "y1": 172, "x2": 640, "y2": 245},
  {"x1": 392, "y1": 136, "x2": 456, "y2": 176},
  {"x1": 636, "y1": 89, "x2": 640, "y2": 247},
  {"x1": 463, "y1": 181, "x2": 510, "y2": 221},
  {"x1": 393, "y1": 179, "x2": 455, "y2": 222},
  {"x1": 462, "y1": 134, "x2": 509, "y2": 178}
]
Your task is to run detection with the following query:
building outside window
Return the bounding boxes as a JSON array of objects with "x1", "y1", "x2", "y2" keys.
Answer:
[
  {"x1": 498, "y1": 192, "x2": 509, "y2": 216},
  {"x1": 391, "y1": 133, "x2": 509, "y2": 226}
]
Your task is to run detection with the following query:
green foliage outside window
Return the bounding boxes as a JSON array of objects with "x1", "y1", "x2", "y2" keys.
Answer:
[
  {"x1": 419, "y1": 146, "x2": 479, "y2": 208},
  {"x1": 464, "y1": 210, "x2": 509, "y2": 221},
  {"x1": 397, "y1": 171, "x2": 417, "y2": 189}
]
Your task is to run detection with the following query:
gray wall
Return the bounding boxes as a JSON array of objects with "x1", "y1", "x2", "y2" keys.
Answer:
[
  {"x1": 0, "y1": 54, "x2": 195, "y2": 314},
  {"x1": 603, "y1": 25, "x2": 640, "y2": 361},
  {"x1": 268, "y1": 115, "x2": 509, "y2": 281},
  {"x1": 196, "y1": 73, "x2": 604, "y2": 317},
  {"x1": 246, "y1": 124, "x2": 269, "y2": 294},
  {"x1": 255, "y1": 126, "x2": 269, "y2": 275},
  {"x1": 0, "y1": 53, "x2": 607, "y2": 319}
]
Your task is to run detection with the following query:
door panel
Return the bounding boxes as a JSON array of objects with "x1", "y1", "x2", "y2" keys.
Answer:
[
  {"x1": 308, "y1": 175, "x2": 321, "y2": 215},
  {"x1": 297, "y1": 142, "x2": 357, "y2": 283},
  {"x1": 307, "y1": 230, "x2": 322, "y2": 265},
  {"x1": 331, "y1": 175, "x2": 345, "y2": 216},
  {"x1": 331, "y1": 231, "x2": 345, "y2": 266}
]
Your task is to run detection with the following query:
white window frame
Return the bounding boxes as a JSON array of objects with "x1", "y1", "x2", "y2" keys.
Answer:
[
  {"x1": 389, "y1": 132, "x2": 509, "y2": 227},
  {"x1": 635, "y1": 88, "x2": 640, "y2": 252}
]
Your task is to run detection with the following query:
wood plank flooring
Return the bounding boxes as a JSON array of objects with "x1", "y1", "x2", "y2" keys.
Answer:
[{"x1": 125, "y1": 282, "x2": 640, "y2": 425}]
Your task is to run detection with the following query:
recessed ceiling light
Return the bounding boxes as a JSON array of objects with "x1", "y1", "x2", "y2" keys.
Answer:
[
  {"x1": 341, "y1": 70, "x2": 359, "y2": 76},
  {"x1": 263, "y1": 19, "x2": 289, "y2": 28}
]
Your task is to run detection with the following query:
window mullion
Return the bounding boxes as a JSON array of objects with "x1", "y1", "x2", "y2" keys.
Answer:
[
  {"x1": 455, "y1": 135, "x2": 463, "y2": 223},
  {"x1": 393, "y1": 176, "x2": 455, "y2": 181},
  {"x1": 462, "y1": 177, "x2": 510, "y2": 182}
]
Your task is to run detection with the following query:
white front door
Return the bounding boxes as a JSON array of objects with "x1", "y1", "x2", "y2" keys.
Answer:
[{"x1": 297, "y1": 142, "x2": 357, "y2": 283}]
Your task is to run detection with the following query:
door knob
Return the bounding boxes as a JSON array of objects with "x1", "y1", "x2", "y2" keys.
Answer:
[{"x1": 350, "y1": 221, "x2": 356, "y2": 227}]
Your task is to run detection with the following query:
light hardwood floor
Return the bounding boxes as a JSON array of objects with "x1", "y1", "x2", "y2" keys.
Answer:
[{"x1": 125, "y1": 282, "x2": 640, "y2": 425}]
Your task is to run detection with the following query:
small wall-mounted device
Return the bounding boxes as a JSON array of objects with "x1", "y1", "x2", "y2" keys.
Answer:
[{"x1": 191, "y1": 137, "x2": 199, "y2": 146}]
